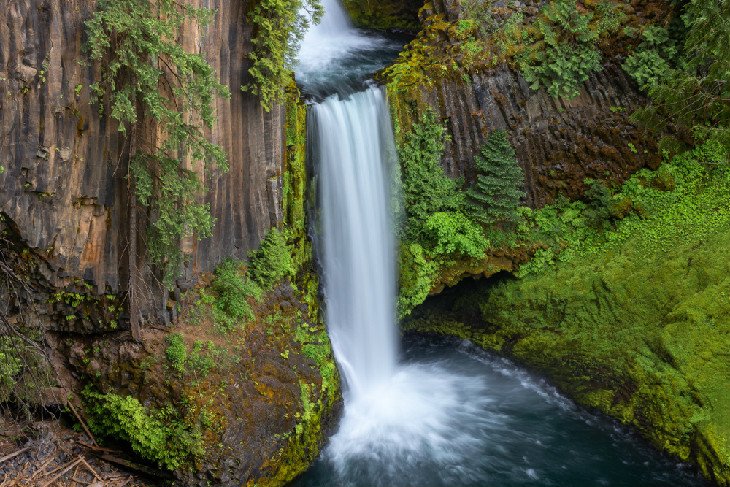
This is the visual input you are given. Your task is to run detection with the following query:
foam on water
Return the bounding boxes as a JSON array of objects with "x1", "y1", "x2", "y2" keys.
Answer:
[{"x1": 296, "y1": 0, "x2": 370, "y2": 73}]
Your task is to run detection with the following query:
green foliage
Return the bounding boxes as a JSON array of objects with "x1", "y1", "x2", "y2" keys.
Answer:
[
  {"x1": 623, "y1": 26, "x2": 676, "y2": 92},
  {"x1": 243, "y1": 0, "x2": 322, "y2": 111},
  {"x1": 398, "y1": 243, "x2": 438, "y2": 319},
  {"x1": 165, "y1": 333, "x2": 187, "y2": 374},
  {"x1": 83, "y1": 387, "x2": 203, "y2": 470},
  {"x1": 86, "y1": 0, "x2": 230, "y2": 287},
  {"x1": 582, "y1": 178, "x2": 614, "y2": 229},
  {"x1": 517, "y1": 140, "x2": 729, "y2": 276},
  {"x1": 466, "y1": 130, "x2": 525, "y2": 228},
  {"x1": 341, "y1": 0, "x2": 420, "y2": 31},
  {"x1": 398, "y1": 110, "x2": 465, "y2": 240},
  {"x1": 165, "y1": 334, "x2": 221, "y2": 378},
  {"x1": 395, "y1": 110, "x2": 501, "y2": 317},
  {"x1": 461, "y1": 0, "x2": 497, "y2": 37},
  {"x1": 187, "y1": 341, "x2": 218, "y2": 377},
  {"x1": 633, "y1": 0, "x2": 730, "y2": 148},
  {"x1": 406, "y1": 143, "x2": 730, "y2": 481},
  {"x1": 424, "y1": 212, "x2": 488, "y2": 258},
  {"x1": 0, "y1": 337, "x2": 22, "y2": 403},
  {"x1": 517, "y1": 0, "x2": 615, "y2": 98},
  {"x1": 248, "y1": 228, "x2": 296, "y2": 290},
  {"x1": 209, "y1": 259, "x2": 261, "y2": 333}
]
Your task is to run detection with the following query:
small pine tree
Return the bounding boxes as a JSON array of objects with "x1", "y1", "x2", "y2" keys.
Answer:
[{"x1": 466, "y1": 130, "x2": 525, "y2": 228}]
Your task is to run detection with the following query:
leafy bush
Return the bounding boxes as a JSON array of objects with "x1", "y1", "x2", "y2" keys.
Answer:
[
  {"x1": 0, "y1": 337, "x2": 21, "y2": 402},
  {"x1": 398, "y1": 243, "x2": 438, "y2": 319},
  {"x1": 466, "y1": 130, "x2": 525, "y2": 228},
  {"x1": 582, "y1": 179, "x2": 614, "y2": 229},
  {"x1": 247, "y1": 228, "x2": 295, "y2": 290},
  {"x1": 243, "y1": 0, "x2": 322, "y2": 111},
  {"x1": 623, "y1": 26, "x2": 676, "y2": 92},
  {"x1": 165, "y1": 334, "x2": 220, "y2": 378},
  {"x1": 517, "y1": 0, "x2": 613, "y2": 98},
  {"x1": 165, "y1": 333, "x2": 187, "y2": 374},
  {"x1": 399, "y1": 110, "x2": 465, "y2": 239},
  {"x1": 187, "y1": 341, "x2": 218, "y2": 378},
  {"x1": 424, "y1": 212, "x2": 488, "y2": 258},
  {"x1": 83, "y1": 388, "x2": 203, "y2": 470},
  {"x1": 86, "y1": 0, "x2": 230, "y2": 286},
  {"x1": 210, "y1": 260, "x2": 261, "y2": 333}
]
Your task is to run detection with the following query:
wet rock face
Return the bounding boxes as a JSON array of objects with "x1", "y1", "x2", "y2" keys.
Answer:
[
  {"x1": 414, "y1": 63, "x2": 660, "y2": 208},
  {"x1": 0, "y1": 0, "x2": 284, "y2": 321}
]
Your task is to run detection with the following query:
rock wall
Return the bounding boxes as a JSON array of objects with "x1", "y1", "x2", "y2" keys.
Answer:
[
  {"x1": 0, "y1": 0, "x2": 284, "y2": 326},
  {"x1": 391, "y1": 63, "x2": 660, "y2": 208},
  {"x1": 387, "y1": 0, "x2": 664, "y2": 208}
]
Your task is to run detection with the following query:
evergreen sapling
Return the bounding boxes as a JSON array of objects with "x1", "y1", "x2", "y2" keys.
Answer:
[{"x1": 466, "y1": 130, "x2": 525, "y2": 228}]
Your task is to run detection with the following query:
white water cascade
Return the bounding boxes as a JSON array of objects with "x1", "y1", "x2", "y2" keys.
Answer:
[
  {"x1": 297, "y1": 1, "x2": 494, "y2": 483},
  {"x1": 296, "y1": 0, "x2": 372, "y2": 80},
  {"x1": 297, "y1": 0, "x2": 495, "y2": 482},
  {"x1": 314, "y1": 87, "x2": 399, "y2": 396}
]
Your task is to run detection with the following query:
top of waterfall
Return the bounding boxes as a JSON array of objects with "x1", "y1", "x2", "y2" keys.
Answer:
[{"x1": 294, "y1": 0, "x2": 405, "y2": 99}]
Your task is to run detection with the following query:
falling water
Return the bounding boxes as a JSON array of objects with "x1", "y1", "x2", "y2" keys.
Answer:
[
  {"x1": 299, "y1": 2, "x2": 499, "y2": 480},
  {"x1": 313, "y1": 86, "x2": 399, "y2": 396}
]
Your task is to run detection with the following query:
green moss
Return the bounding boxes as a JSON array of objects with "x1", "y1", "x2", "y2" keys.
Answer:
[
  {"x1": 341, "y1": 0, "x2": 420, "y2": 31},
  {"x1": 405, "y1": 148, "x2": 730, "y2": 483}
]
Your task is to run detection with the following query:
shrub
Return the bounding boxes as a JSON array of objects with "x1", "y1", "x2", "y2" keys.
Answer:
[
  {"x1": 398, "y1": 110, "x2": 465, "y2": 239},
  {"x1": 83, "y1": 387, "x2": 203, "y2": 470},
  {"x1": 632, "y1": 0, "x2": 730, "y2": 147},
  {"x1": 187, "y1": 341, "x2": 217, "y2": 378},
  {"x1": 165, "y1": 333, "x2": 187, "y2": 374},
  {"x1": 623, "y1": 26, "x2": 676, "y2": 92},
  {"x1": 247, "y1": 228, "x2": 295, "y2": 290},
  {"x1": 424, "y1": 212, "x2": 489, "y2": 258},
  {"x1": 517, "y1": 0, "x2": 609, "y2": 98},
  {"x1": 466, "y1": 130, "x2": 525, "y2": 228},
  {"x1": 582, "y1": 179, "x2": 614, "y2": 229},
  {"x1": 398, "y1": 243, "x2": 438, "y2": 319},
  {"x1": 0, "y1": 337, "x2": 21, "y2": 402},
  {"x1": 210, "y1": 260, "x2": 260, "y2": 333}
]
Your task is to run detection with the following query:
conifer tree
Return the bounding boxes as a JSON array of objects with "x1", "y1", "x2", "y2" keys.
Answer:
[{"x1": 466, "y1": 130, "x2": 525, "y2": 228}]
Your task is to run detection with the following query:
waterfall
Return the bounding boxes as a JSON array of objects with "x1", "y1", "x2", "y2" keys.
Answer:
[
  {"x1": 313, "y1": 86, "x2": 399, "y2": 397},
  {"x1": 297, "y1": 0, "x2": 371, "y2": 79},
  {"x1": 297, "y1": 0, "x2": 492, "y2": 481}
]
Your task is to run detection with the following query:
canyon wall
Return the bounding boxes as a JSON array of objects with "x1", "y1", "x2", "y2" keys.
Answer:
[
  {"x1": 0, "y1": 0, "x2": 284, "y2": 327},
  {"x1": 388, "y1": 0, "x2": 664, "y2": 208},
  {"x1": 419, "y1": 63, "x2": 660, "y2": 207}
]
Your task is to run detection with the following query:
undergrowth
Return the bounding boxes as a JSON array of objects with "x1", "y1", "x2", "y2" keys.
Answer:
[{"x1": 83, "y1": 387, "x2": 204, "y2": 471}]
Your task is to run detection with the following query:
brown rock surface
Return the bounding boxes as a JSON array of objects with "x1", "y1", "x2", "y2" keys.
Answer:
[
  {"x1": 0, "y1": 0, "x2": 285, "y2": 325},
  {"x1": 391, "y1": 62, "x2": 660, "y2": 208}
]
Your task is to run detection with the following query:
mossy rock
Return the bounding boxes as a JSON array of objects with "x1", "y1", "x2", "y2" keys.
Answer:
[
  {"x1": 403, "y1": 161, "x2": 730, "y2": 484},
  {"x1": 341, "y1": 0, "x2": 422, "y2": 31}
]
